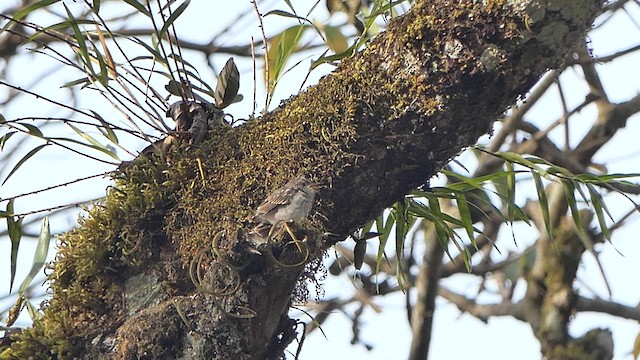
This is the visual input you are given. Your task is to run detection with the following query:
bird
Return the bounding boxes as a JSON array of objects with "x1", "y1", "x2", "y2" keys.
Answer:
[{"x1": 246, "y1": 177, "x2": 321, "y2": 246}]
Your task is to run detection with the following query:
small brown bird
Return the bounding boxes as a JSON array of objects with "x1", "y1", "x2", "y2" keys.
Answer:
[{"x1": 247, "y1": 177, "x2": 321, "y2": 245}]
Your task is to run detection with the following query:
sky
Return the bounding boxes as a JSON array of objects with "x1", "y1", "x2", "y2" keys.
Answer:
[{"x1": 1, "y1": 1, "x2": 640, "y2": 359}]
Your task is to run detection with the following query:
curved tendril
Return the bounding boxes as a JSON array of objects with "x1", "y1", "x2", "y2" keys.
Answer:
[
  {"x1": 189, "y1": 232, "x2": 241, "y2": 296},
  {"x1": 173, "y1": 298, "x2": 195, "y2": 331},
  {"x1": 267, "y1": 241, "x2": 310, "y2": 271},
  {"x1": 213, "y1": 297, "x2": 257, "y2": 319},
  {"x1": 188, "y1": 230, "x2": 257, "y2": 319}
]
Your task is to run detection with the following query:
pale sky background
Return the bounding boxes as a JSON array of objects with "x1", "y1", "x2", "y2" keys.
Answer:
[{"x1": 1, "y1": 1, "x2": 640, "y2": 359}]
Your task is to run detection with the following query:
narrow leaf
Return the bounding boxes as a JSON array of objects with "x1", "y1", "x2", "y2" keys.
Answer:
[
  {"x1": 6, "y1": 200, "x2": 23, "y2": 293},
  {"x1": 532, "y1": 171, "x2": 553, "y2": 241},
  {"x1": 61, "y1": 77, "x2": 91, "y2": 88},
  {"x1": 392, "y1": 201, "x2": 407, "y2": 287},
  {"x1": 4, "y1": 0, "x2": 59, "y2": 30},
  {"x1": 562, "y1": 180, "x2": 589, "y2": 247},
  {"x1": 2, "y1": 144, "x2": 49, "y2": 186},
  {"x1": 268, "y1": 25, "x2": 307, "y2": 89},
  {"x1": 455, "y1": 193, "x2": 476, "y2": 249},
  {"x1": 64, "y1": 4, "x2": 94, "y2": 76},
  {"x1": 92, "y1": 111, "x2": 119, "y2": 144},
  {"x1": 122, "y1": 0, "x2": 151, "y2": 17},
  {"x1": 158, "y1": 0, "x2": 190, "y2": 40},
  {"x1": 375, "y1": 211, "x2": 394, "y2": 278},
  {"x1": 324, "y1": 26, "x2": 348, "y2": 53},
  {"x1": 0, "y1": 131, "x2": 17, "y2": 151},
  {"x1": 587, "y1": 184, "x2": 612, "y2": 243},
  {"x1": 67, "y1": 123, "x2": 119, "y2": 160},
  {"x1": 18, "y1": 217, "x2": 51, "y2": 293}
]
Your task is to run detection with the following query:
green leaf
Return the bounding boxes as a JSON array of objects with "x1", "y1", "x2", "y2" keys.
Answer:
[
  {"x1": 425, "y1": 196, "x2": 460, "y2": 267},
  {"x1": 587, "y1": 184, "x2": 612, "y2": 244},
  {"x1": 122, "y1": 0, "x2": 151, "y2": 17},
  {"x1": 63, "y1": 4, "x2": 95, "y2": 77},
  {"x1": 268, "y1": 25, "x2": 307, "y2": 91},
  {"x1": 18, "y1": 217, "x2": 51, "y2": 293},
  {"x1": 311, "y1": 46, "x2": 356, "y2": 69},
  {"x1": 562, "y1": 180, "x2": 590, "y2": 249},
  {"x1": 67, "y1": 124, "x2": 119, "y2": 160},
  {"x1": 61, "y1": 77, "x2": 91, "y2": 88},
  {"x1": 2, "y1": 0, "x2": 60, "y2": 31},
  {"x1": 324, "y1": 26, "x2": 349, "y2": 53},
  {"x1": 455, "y1": 193, "x2": 476, "y2": 249},
  {"x1": 576, "y1": 173, "x2": 640, "y2": 183},
  {"x1": 21, "y1": 123, "x2": 43, "y2": 138},
  {"x1": 23, "y1": 18, "x2": 98, "y2": 44},
  {"x1": 505, "y1": 161, "x2": 516, "y2": 222},
  {"x1": 158, "y1": 0, "x2": 190, "y2": 40},
  {"x1": 2, "y1": 143, "x2": 49, "y2": 186},
  {"x1": 532, "y1": 171, "x2": 553, "y2": 241},
  {"x1": 50, "y1": 136, "x2": 119, "y2": 160},
  {"x1": 264, "y1": 9, "x2": 310, "y2": 22},
  {"x1": 214, "y1": 58, "x2": 240, "y2": 109},
  {"x1": 92, "y1": 111, "x2": 119, "y2": 144},
  {"x1": 0, "y1": 131, "x2": 17, "y2": 151},
  {"x1": 392, "y1": 201, "x2": 407, "y2": 287},
  {"x1": 6, "y1": 200, "x2": 23, "y2": 293},
  {"x1": 91, "y1": 41, "x2": 110, "y2": 86},
  {"x1": 375, "y1": 211, "x2": 394, "y2": 280}
]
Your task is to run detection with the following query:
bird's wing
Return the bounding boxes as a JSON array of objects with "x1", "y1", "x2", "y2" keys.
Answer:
[{"x1": 255, "y1": 187, "x2": 296, "y2": 214}]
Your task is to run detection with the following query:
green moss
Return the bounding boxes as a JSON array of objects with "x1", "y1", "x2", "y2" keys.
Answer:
[{"x1": 1, "y1": 159, "x2": 177, "y2": 359}]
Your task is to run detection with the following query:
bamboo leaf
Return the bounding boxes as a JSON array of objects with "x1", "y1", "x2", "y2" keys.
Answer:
[
  {"x1": 375, "y1": 211, "x2": 394, "y2": 278},
  {"x1": 311, "y1": 46, "x2": 356, "y2": 69},
  {"x1": 61, "y1": 77, "x2": 91, "y2": 88},
  {"x1": 392, "y1": 201, "x2": 407, "y2": 287},
  {"x1": 64, "y1": 4, "x2": 94, "y2": 76},
  {"x1": 0, "y1": 131, "x2": 17, "y2": 151},
  {"x1": 3, "y1": 0, "x2": 60, "y2": 31},
  {"x1": 91, "y1": 111, "x2": 119, "y2": 144},
  {"x1": 18, "y1": 217, "x2": 51, "y2": 293},
  {"x1": 6, "y1": 200, "x2": 23, "y2": 293},
  {"x1": 455, "y1": 193, "x2": 476, "y2": 249},
  {"x1": 505, "y1": 161, "x2": 516, "y2": 222},
  {"x1": 562, "y1": 179, "x2": 589, "y2": 246},
  {"x1": 324, "y1": 26, "x2": 349, "y2": 53},
  {"x1": 122, "y1": 0, "x2": 151, "y2": 17},
  {"x1": 2, "y1": 143, "x2": 49, "y2": 186},
  {"x1": 426, "y1": 196, "x2": 459, "y2": 267},
  {"x1": 158, "y1": 0, "x2": 190, "y2": 40},
  {"x1": 267, "y1": 25, "x2": 307, "y2": 90},
  {"x1": 587, "y1": 184, "x2": 612, "y2": 243},
  {"x1": 66, "y1": 124, "x2": 119, "y2": 160},
  {"x1": 532, "y1": 171, "x2": 553, "y2": 241},
  {"x1": 24, "y1": 18, "x2": 98, "y2": 43}
]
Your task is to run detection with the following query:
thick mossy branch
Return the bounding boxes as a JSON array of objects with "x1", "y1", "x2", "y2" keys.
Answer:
[
  {"x1": 0, "y1": 0, "x2": 603, "y2": 359},
  {"x1": 167, "y1": 0, "x2": 601, "y2": 251}
]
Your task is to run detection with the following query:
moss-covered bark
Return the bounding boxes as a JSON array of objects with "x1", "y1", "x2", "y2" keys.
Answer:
[{"x1": 1, "y1": 0, "x2": 604, "y2": 359}]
